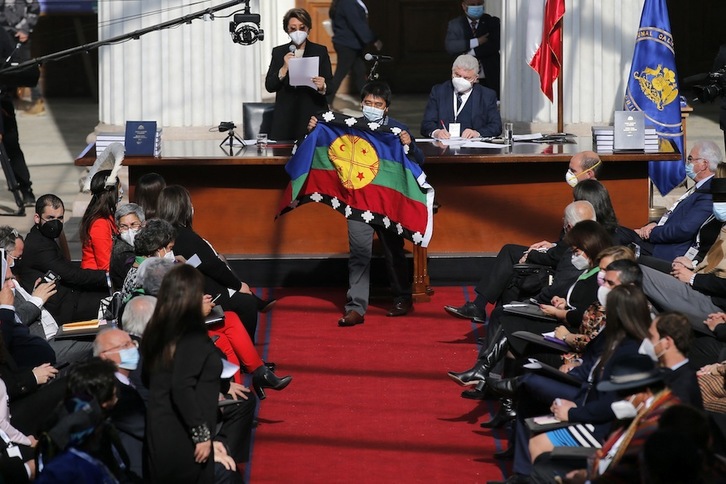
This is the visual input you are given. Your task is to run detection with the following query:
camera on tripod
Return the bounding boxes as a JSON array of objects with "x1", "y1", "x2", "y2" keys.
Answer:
[
  {"x1": 230, "y1": 12, "x2": 264, "y2": 45},
  {"x1": 693, "y1": 65, "x2": 726, "y2": 103},
  {"x1": 218, "y1": 121, "x2": 236, "y2": 132}
]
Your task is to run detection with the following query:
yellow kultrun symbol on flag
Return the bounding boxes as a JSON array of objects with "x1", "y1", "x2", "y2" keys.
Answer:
[
  {"x1": 633, "y1": 64, "x2": 679, "y2": 111},
  {"x1": 328, "y1": 134, "x2": 380, "y2": 190}
]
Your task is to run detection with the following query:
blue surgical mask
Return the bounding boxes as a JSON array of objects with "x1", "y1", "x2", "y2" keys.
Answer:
[
  {"x1": 362, "y1": 105, "x2": 385, "y2": 122},
  {"x1": 685, "y1": 162, "x2": 700, "y2": 180},
  {"x1": 118, "y1": 346, "x2": 140, "y2": 371},
  {"x1": 714, "y1": 202, "x2": 726, "y2": 221},
  {"x1": 467, "y1": 5, "x2": 484, "y2": 19}
]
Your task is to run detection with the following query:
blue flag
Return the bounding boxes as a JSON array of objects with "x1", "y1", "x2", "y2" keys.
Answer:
[{"x1": 624, "y1": 0, "x2": 684, "y2": 195}]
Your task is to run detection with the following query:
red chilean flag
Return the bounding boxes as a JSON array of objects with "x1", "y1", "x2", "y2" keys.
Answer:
[{"x1": 526, "y1": 0, "x2": 566, "y2": 102}]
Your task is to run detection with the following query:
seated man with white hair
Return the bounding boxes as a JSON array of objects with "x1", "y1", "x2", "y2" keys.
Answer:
[{"x1": 420, "y1": 53, "x2": 501, "y2": 139}]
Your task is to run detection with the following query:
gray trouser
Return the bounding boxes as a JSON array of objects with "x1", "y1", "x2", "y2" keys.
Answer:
[{"x1": 640, "y1": 265, "x2": 722, "y2": 322}]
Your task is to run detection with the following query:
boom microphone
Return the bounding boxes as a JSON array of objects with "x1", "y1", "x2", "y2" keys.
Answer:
[{"x1": 364, "y1": 53, "x2": 393, "y2": 62}]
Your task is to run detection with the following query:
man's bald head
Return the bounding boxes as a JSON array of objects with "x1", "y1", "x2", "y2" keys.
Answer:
[{"x1": 568, "y1": 151, "x2": 602, "y2": 184}]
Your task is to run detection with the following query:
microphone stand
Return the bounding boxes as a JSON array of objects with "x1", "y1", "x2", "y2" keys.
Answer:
[{"x1": 367, "y1": 59, "x2": 380, "y2": 82}]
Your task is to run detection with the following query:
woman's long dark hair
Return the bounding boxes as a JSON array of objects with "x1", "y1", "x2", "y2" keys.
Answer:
[
  {"x1": 134, "y1": 172, "x2": 166, "y2": 220},
  {"x1": 573, "y1": 180, "x2": 619, "y2": 234},
  {"x1": 597, "y1": 285, "x2": 651, "y2": 375},
  {"x1": 140, "y1": 264, "x2": 205, "y2": 379},
  {"x1": 563, "y1": 219, "x2": 614, "y2": 264},
  {"x1": 156, "y1": 185, "x2": 194, "y2": 229},
  {"x1": 80, "y1": 170, "x2": 118, "y2": 246}
]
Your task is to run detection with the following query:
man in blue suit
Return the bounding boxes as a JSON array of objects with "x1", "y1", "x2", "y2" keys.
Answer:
[
  {"x1": 634, "y1": 140, "x2": 719, "y2": 262},
  {"x1": 420, "y1": 54, "x2": 501, "y2": 140}
]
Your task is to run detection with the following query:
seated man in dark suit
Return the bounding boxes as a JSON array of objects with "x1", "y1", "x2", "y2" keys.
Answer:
[
  {"x1": 93, "y1": 328, "x2": 146, "y2": 479},
  {"x1": 633, "y1": 140, "x2": 719, "y2": 262},
  {"x1": 420, "y1": 54, "x2": 501, "y2": 139},
  {"x1": 13, "y1": 194, "x2": 109, "y2": 325},
  {"x1": 444, "y1": 0, "x2": 500, "y2": 98}
]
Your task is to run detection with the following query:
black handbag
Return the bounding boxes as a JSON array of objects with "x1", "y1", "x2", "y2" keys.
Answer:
[{"x1": 511, "y1": 263, "x2": 555, "y2": 297}]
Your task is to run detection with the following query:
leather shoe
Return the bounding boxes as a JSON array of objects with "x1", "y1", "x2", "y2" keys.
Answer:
[
  {"x1": 448, "y1": 363, "x2": 487, "y2": 387},
  {"x1": 479, "y1": 398, "x2": 516, "y2": 429},
  {"x1": 444, "y1": 301, "x2": 486, "y2": 323},
  {"x1": 338, "y1": 310, "x2": 364, "y2": 327},
  {"x1": 487, "y1": 376, "x2": 523, "y2": 398},
  {"x1": 387, "y1": 299, "x2": 412, "y2": 317},
  {"x1": 460, "y1": 381, "x2": 496, "y2": 400}
]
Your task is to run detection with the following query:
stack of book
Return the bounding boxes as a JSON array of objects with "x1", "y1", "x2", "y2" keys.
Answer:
[
  {"x1": 94, "y1": 121, "x2": 162, "y2": 157},
  {"x1": 95, "y1": 132, "x2": 125, "y2": 157},
  {"x1": 591, "y1": 125, "x2": 660, "y2": 152}
]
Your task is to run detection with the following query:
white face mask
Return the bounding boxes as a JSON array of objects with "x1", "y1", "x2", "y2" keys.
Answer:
[
  {"x1": 289, "y1": 30, "x2": 308, "y2": 46},
  {"x1": 362, "y1": 105, "x2": 385, "y2": 122},
  {"x1": 451, "y1": 77, "x2": 473, "y2": 94},
  {"x1": 597, "y1": 285, "x2": 610, "y2": 307},
  {"x1": 571, "y1": 252, "x2": 590, "y2": 270},
  {"x1": 638, "y1": 338, "x2": 665, "y2": 362},
  {"x1": 163, "y1": 249, "x2": 175, "y2": 261},
  {"x1": 565, "y1": 169, "x2": 579, "y2": 187},
  {"x1": 120, "y1": 228, "x2": 139, "y2": 247},
  {"x1": 611, "y1": 399, "x2": 639, "y2": 420}
]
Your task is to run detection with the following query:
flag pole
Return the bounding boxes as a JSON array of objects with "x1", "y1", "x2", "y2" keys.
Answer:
[{"x1": 556, "y1": 12, "x2": 564, "y2": 133}]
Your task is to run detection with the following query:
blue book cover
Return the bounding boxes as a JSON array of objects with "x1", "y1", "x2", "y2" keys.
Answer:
[{"x1": 125, "y1": 121, "x2": 157, "y2": 156}]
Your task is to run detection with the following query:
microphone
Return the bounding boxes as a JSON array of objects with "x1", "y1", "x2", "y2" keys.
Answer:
[
  {"x1": 364, "y1": 53, "x2": 393, "y2": 62},
  {"x1": 289, "y1": 44, "x2": 296, "y2": 54}
]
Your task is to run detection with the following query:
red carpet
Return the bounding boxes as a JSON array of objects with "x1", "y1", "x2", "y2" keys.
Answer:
[{"x1": 248, "y1": 286, "x2": 511, "y2": 483}]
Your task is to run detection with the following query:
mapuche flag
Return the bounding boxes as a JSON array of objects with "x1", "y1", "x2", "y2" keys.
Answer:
[
  {"x1": 624, "y1": 0, "x2": 684, "y2": 195},
  {"x1": 277, "y1": 112, "x2": 434, "y2": 247}
]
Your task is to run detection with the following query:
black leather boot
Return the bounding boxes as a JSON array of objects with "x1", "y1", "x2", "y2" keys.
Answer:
[
  {"x1": 252, "y1": 365, "x2": 292, "y2": 400},
  {"x1": 480, "y1": 398, "x2": 517, "y2": 429},
  {"x1": 448, "y1": 328, "x2": 509, "y2": 387},
  {"x1": 486, "y1": 376, "x2": 524, "y2": 398}
]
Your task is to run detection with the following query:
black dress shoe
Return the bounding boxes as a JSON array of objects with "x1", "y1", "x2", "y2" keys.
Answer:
[
  {"x1": 461, "y1": 380, "x2": 496, "y2": 400},
  {"x1": 487, "y1": 376, "x2": 523, "y2": 398},
  {"x1": 338, "y1": 310, "x2": 364, "y2": 327},
  {"x1": 387, "y1": 299, "x2": 412, "y2": 317},
  {"x1": 252, "y1": 365, "x2": 292, "y2": 400},
  {"x1": 447, "y1": 364, "x2": 487, "y2": 386},
  {"x1": 480, "y1": 398, "x2": 516, "y2": 429},
  {"x1": 259, "y1": 299, "x2": 277, "y2": 313},
  {"x1": 443, "y1": 301, "x2": 486, "y2": 323},
  {"x1": 22, "y1": 190, "x2": 35, "y2": 207},
  {"x1": 264, "y1": 361, "x2": 276, "y2": 372}
]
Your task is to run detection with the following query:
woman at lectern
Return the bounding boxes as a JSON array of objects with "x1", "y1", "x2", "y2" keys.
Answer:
[{"x1": 265, "y1": 8, "x2": 332, "y2": 141}]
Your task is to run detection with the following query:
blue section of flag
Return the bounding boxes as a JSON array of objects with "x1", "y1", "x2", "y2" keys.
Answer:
[{"x1": 624, "y1": 0, "x2": 684, "y2": 195}]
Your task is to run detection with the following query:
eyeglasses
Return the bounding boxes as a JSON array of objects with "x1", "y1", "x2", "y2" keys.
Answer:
[
  {"x1": 687, "y1": 156, "x2": 705, "y2": 164},
  {"x1": 100, "y1": 339, "x2": 138, "y2": 354},
  {"x1": 118, "y1": 222, "x2": 142, "y2": 232}
]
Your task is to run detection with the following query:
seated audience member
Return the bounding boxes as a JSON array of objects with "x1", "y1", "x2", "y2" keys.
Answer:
[
  {"x1": 35, "y1": 358, "x2": 139, "y2": 483},
  {"x1": 120, "y1": 218, "x2": 177, "y2": 301},
  {"x1": 121, "y1": 295, "x2": 156, "y2": 339},
  {"x1": 640, "y1": 177, "x2": 726, "y2": 324},
  {"x1": 93, "y1": 328, "x2": 146, "y2": 478},
  {"x1": 420, "y1": 54, "x2": 501, "y2": 139},
  {"x1": 134, "y1": 257, "x2": 291, "y2": 396},
  {"x1": 640, "y1": 162, "x2": 726, "y2": 276},
  {"x1": 0, "y1": 227, "x2": 93, "y2": 367},
  {"x1": 529, "y1": 355, "x2": 681, "y2": 484},
  {"x1": 14, "y1": 194, "x2": 108, "y2": 325},
  {"x1": 564, "y1": 151, "x2": 601, "y2": 187},
  {"x1": 641, "y1": 311, "x2": 703, "y2": 407},
  {"x1": 502, "y1": 285, "x2": 652, "y2": 480},
  {"x1": 133, "y1": 172, "x2": 166, "y2": 220},
  {"x1": 0, "y1": 376, "x2": 37, "y2": 482},
  {"x1": 157, "y1": 185, "x2": 275, "y2": 339},
  {"x1": 573, "y1": 180, "x2": 639, "y2": 247},
  {"x1": 80, "y1": 170, "x2": 121, "y2": 272},
  {"x1": 445, "y1": 199, "x2": 596, "y2": 324},
  {"x1": 633, "y1": 140, "x2": 720, "y2": 261},
  {"x1": 109, "y1": 203, "x2": 145, "y2": 291}
]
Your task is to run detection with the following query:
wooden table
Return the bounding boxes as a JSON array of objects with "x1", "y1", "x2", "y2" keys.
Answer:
[{"x1": 77, "y1": 138, "x2": 681, "y2": 299}]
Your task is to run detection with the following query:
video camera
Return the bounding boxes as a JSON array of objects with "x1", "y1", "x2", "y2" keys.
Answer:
[
  {"x1": 693, "y1": 65, "x2": 726, "y2": 103},
  {"x1": 230, "y1": 11, "x2": 264, "y2": 46}
]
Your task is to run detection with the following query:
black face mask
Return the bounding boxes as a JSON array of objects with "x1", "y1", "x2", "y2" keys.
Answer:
[{"x1": 39, "y1": 219, "x2": 63, "y2": 239}]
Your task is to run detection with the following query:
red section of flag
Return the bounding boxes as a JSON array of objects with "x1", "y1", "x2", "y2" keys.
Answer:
[{"x1": 529, "y1": 0, "x2": 566, "y2": 102}]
